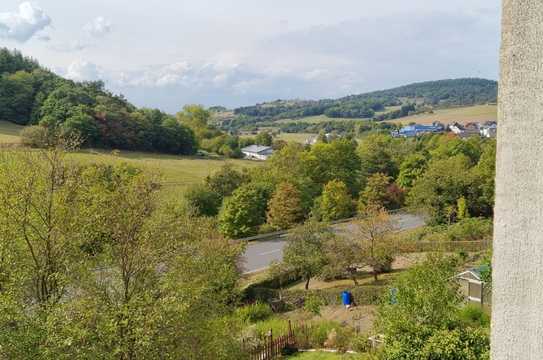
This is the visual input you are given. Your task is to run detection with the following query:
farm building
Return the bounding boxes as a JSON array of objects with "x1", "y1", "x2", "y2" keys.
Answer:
[
  {"x1": 392, "y1": 123, "x2": 444, "y2": 138},
  {"x1": 241, "y1": 145, "x2": 274, "y2": 161},
  {"x1": 455, "y1": 265, "x2": 490, "y2": 305}
]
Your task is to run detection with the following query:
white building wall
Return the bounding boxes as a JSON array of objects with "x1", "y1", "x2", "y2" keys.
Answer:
[{"x1": 492, "y1": 1, "x2": 543, "y2": 358}]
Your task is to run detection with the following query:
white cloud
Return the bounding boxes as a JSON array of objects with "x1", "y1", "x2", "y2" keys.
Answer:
[
  {"x1": 84, "y1": 16, "x2": 112, "y2": 38},
  {"x1": 0, "y1": 2, "x2": 51, "y2": 42},
  {"x1": 65, "y1": 60, "x2": 103, "y2": 82}
]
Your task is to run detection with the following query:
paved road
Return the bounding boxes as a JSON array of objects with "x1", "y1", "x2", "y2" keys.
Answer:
[{"x1": 242, "y1": 212, "x2": 426, "y2": 274}]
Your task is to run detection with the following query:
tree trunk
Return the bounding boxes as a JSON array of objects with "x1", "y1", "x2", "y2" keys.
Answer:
[{"x1": 305, "y1": 277, "x2": 310, "y2": 290}]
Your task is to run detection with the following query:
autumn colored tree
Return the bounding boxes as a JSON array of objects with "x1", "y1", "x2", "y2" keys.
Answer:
[
  {"x1": 359, "y1": 173, "x2": 404, "y2": 211},
  {"x1": 266, "y1": 182, "x2": 304, "y2": 230},
  {"x1": 357, "y1": 206, "x2": 396, "y2": 281}
]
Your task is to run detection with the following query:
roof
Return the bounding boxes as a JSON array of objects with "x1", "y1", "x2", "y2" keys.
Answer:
[
  {"x1": 241, "y1": 145, "x2": 273, "y2": 154},
  {"x1": 455, "y1": 265, "x2": 490, "y2": 282}
]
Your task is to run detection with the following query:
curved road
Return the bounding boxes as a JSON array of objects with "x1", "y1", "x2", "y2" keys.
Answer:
[{"x1": 242, "y1": 212, "x2": 426, "y2": 274}]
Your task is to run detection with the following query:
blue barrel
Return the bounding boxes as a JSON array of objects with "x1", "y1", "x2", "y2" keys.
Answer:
[{"x1": 341, "y1": 291, "x2": 352, "y2": 306}]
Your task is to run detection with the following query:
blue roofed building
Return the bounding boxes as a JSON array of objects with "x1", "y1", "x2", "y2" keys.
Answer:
[{"x1": 391, "y1": 123, "x2": 444, "y2": 138}]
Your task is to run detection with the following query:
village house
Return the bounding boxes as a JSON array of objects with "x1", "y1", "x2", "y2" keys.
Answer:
[
  {"x1": 391, "y1": 123, "x2": 444, "y2": 138},
  {"x1": 479, "y1": 121, "x2": 497, "y2": 138},
  {"x1": 241, "y1": 145, "x2": 274, "y2": 160},
  {"x1": 449, "y1": 122, "x2": 480, "y2": 138}
]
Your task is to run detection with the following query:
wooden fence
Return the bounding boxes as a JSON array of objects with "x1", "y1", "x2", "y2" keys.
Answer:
[{"x1": 246, "y1": 321, "x2": 297, "y2": 360}]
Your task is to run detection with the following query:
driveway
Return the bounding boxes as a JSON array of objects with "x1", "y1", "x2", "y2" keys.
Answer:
[{"x1": 241, "y1": 212, "x2": 426, "y2": 274}]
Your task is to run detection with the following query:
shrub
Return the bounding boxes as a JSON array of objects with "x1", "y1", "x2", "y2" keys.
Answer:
[
  {"x1": 20, "y1": 125, "x2": 51, "y2": 148},
  {"x1": 184, "y1": 184, "x2": 222, "y2": 217},
  {"x1": 236, "y1": 301, "x2": 274, "y2": 324},
  {"x1": 457, "y1": 304, "x2": 490, "y2": 328},
  {"x1": 351, "y1": 334, "x2": 371, "y2": 353},
  {"x1": 303, "y1": 294, "x2": 325, "y2": 316}
]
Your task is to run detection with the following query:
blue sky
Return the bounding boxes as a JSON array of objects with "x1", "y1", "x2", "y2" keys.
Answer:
[{"x1": 0, "y1": 0, "x2": 501, "y2": 112}]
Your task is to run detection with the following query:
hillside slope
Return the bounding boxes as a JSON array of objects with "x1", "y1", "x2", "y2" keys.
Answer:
[{"x1": 218, "y1": 78, "x2": 497, "y2": 130}]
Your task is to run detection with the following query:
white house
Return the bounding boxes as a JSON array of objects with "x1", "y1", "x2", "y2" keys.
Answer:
[
  {"x1": 241, "y1": 145, "x2": 274, "y2": 161},
  {"x1": 480, "y1": 122, "x2": 497, "y2": 138}
]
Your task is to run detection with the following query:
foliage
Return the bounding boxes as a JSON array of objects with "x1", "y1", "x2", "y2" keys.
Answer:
[
  {"x1": 402, "y1": 217, "x2": 492, "y2": 243},
  {"x1": 359, "y1": 173, "x2": 404, "y2": 210},
  {"x1": 266, "y1": 182, "x2": 305, "y2": 230},
  {"x1": 255, "y1": 131, "x2": 273, "y2": 146},
  {"x1": 218, "y1": 183, "x2": 272, "y2": 238},
  {"x1": 420, "y1": 328, "x2": 490, "y2": 360},
  {"x1": 280, "y1": 221, "x2": 333, "y2": 290},
  {"x1": 407, "y1": 155, "x2": 472, "y2": 224},
  {"x1": 184, "y1": 184, "x2": 222, "y2": 216},
  {"x1": 236, "y1": 302, "x2": 273, "y2": 324},
  {"x1": 205, "y1": 164, "x2": 249, "y2": 199},
  {"x1": 304, "y1": 294, "x2": 326, "y2": 316},
  {"x1": 397, "y1": 153, "x2": 427, "y2": 189},
  {"x1": 0, "y1": 148, "x2": 245, "y2": 359},
  {"x1": 316, "y1": 180, "x2": 355, "y2": 222},
  {"x1": 356, "y1": 207, "x2": 396, "y2": 281},
  {"x1": 302, "y1": 139, "x2": 361, "y2": 195},
  {"x1": 457, "y1": 304, "x2": 490, "y2": 328},
  {"x1": 321, "y1": 235, "x2": 362, "y2": 284},
  {"x1": 376, "y1": 254, "x2": 483, "y2": 360},
  {"x1": 357, "y1": 134, "x2": 399, "y2": 181}
]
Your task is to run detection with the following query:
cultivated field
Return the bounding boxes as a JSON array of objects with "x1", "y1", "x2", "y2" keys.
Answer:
[{"x1": 387, "y1": 104, "x2": 497, "y2": 125}]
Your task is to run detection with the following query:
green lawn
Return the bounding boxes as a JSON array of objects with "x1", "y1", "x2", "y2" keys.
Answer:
[{"x1": 0, "y1": 120, "x2": 24, "y2": 143}]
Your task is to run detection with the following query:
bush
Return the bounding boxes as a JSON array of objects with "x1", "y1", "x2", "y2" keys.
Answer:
[
  {"x1": 236, "y1": 301, "x2": 273, "y2": 324},
  {"x1": 402, "y1": 218, "x2": 492, "y2": 243},
  {"x1": 351, "y1": 334, "x2": 371, "y2": 353},
  {"x1": 184, "y1": 184, "x2": 222, "y2": 217},
  {"x1": 20, "y1": 125, "x2": 51, "y2": 147},
  {"x1": 304, "y1": 294, "x2": 325, "y2": 316},
  {"x1": 457, "y1": 304, "x2": 490, "y2": 328}
]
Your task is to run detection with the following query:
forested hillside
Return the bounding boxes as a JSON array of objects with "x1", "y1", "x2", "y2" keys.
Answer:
[
  {"x1": 222, "y1": 78, "x2": 497, "y2": 129},
  {"x1": 0, "y1": 48, "x2": 197, "y2": 154}
]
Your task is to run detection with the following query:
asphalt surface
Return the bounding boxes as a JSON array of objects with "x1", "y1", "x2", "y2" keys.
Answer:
[{"x1": 241, "y1": 212, "x2": 426, "y2": 274}]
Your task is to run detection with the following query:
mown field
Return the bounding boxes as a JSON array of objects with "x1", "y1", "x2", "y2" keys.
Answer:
[
  {"x1": 0, "y1": 120, "x2": 24, "y2": 143},
  {"x1": 386, "y1": 104, "x2": 497, "y2": 125},
  {"x1": 0, "y1": 121, "x2": 261, "y2": 198}
]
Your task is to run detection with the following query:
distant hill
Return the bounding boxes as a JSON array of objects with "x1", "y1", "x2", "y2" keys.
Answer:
[{"x1": 217, "y1": 78, "x2": 497, "y2": 130}]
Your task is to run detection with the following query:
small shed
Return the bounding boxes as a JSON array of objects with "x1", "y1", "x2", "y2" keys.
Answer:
[
  {"x1": 455, "y1": 265, "x2": 489, "y2": 304},
  {"x1": 241, "y1": 145, "x2": 274, "y2": 161}
]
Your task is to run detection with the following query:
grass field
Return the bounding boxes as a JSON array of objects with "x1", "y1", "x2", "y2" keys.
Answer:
[
  {"x1": 277, "y1": 132, "x2": 314, "y2": 143},
  {"x1": 69, "y1": 150, "x2": 261, "y2": 198},
  {"x1": 0, "y1": 120, "x2": 24, "y2": 143},
  {"x1": 0, "y1": 121, "x2": 261, "y2": 198},
  {"x1": 387, "y1": 104, "x2": 497, "y2": 125}
]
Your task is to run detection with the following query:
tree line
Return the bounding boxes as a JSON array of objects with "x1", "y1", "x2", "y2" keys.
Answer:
[
  {"x1": 1, "y1": 48, "x2": 260, "y2": 157},
  {"x1": 185, "y1": 132, "x2": 496, "y2": 239}
]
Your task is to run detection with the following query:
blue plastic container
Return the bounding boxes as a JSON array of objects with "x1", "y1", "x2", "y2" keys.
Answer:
[{"x1": 341, "y1": 291, "x2": 352, "y2": 306}]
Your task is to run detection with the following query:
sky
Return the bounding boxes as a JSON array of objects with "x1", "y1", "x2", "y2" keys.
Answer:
[{"x1": 0, "y1": 0, "x2": 501, "y2": 112}]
